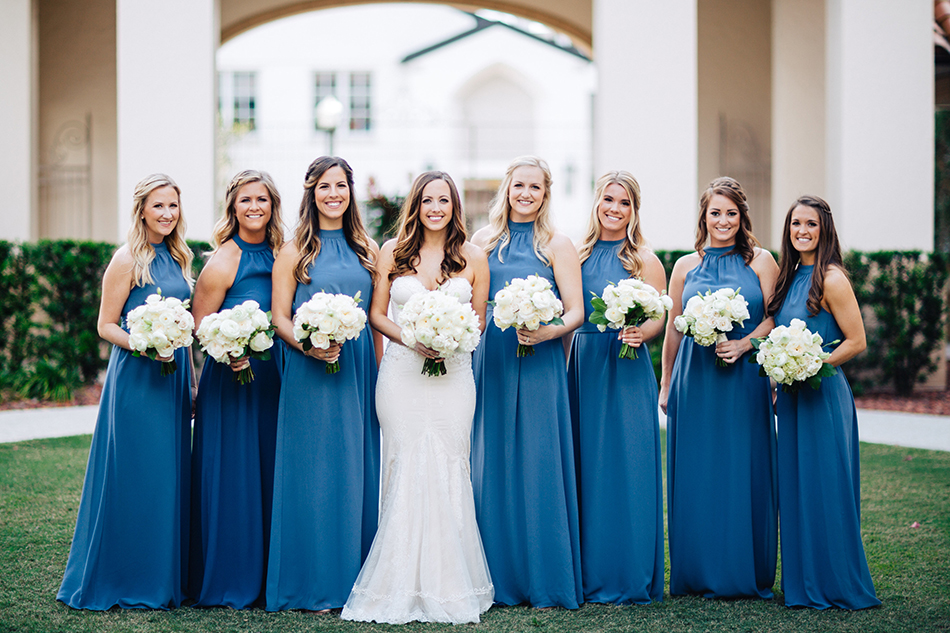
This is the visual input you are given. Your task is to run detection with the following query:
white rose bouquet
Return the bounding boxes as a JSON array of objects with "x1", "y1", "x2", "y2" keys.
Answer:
[
  {"x1": 195, "y1": 300, "x2": 276, "y2": 385},
  {"x1": 126, "y1": 289, "x2": 195, "y2": 376},
  {"x1": 588, "y1": 278, "x2": 673, "y2": 360},
  {"x1": 673, "y1": 287, "x2": 750, "y2": 367},
  {"x1": 397, "y1": 289, "x2": 481, "y2": 377},
  {"x1": 751, "y1": 318, "x2": 838, "y2": 392},
  {"x1": 292, "y1": 291, "x2": 367, "y2": 374},
  {"x1": 490, "y1": 274, "x2": 565, "y2": 357}
]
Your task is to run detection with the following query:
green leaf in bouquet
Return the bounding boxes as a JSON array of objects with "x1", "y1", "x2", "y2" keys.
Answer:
[
  {"x1": 817, "y1": 362, "x2": 838, "y2": 378},
  {"x1": 750, "y1": 337, "x2": 763, "y2": 350},
  {"x1": 589, "y1": 294, "x2": 608, "y2": 313},
  {"x1": 589, "y1": 312, "x2": 609, "y2": 326},
  {"x1": 301, "y1": 337, "x2": 314, "y2": 352},
  {"x1": 547, "y1": 316, "x2": 565, "y2": 326}
]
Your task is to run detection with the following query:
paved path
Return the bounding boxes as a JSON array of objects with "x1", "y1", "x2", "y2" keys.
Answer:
[{"x1": 1, "y1": 404, "x2": 949, "y2": 452}]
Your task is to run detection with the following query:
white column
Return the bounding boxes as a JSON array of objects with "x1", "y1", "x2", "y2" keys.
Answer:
[
  {"x1": 826, "y1": 0, "x2": 933, "y2": 251},
  {"x1": 771, "y1": 0, "x2": 826, "y2": 247},
  {"x1": 0, "y1": 0, "x2": 38, "y2": 241},
  {"x1": 593, "y1": 0, "x2": 698, "y2": 250},
  {"x1": 116, "y1": 0, "x2": 218, "y2": 242}
]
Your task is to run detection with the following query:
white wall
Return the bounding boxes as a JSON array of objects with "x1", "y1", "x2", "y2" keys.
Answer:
[
  {"x1": 217, "y1": 4, "x2": 596, "y2": 239},
  {"x1": 826, "y1": 0, "x2": 933, "y2": 251},
  {"x1": 117, "y1": 0, "x2": 217, "y2": 241},
  {"x1": 0, "y1": 0, "x2": 38, "y2": 241},
  {"x1": 594, "y1": 0, "x2": 698, "y2": 251}
]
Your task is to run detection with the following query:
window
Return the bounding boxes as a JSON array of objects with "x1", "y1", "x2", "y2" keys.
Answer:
[
  {"x1": 349, "y1": 72, "x2": 372, "y2": 131},
  {"x1": 233, "y1": 72, "x2": 256, "y2": 130}
]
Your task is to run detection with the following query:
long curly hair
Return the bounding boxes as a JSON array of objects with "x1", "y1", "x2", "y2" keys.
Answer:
[
  {"x1": 293, "y1": 156, "x2": 375, "y2": 284},
  {"x1": 390, "y1": 171, "x2": 468, "y2": 283},
  {"x1": 767, "y1": 195, "x2": 845, "y2": 317},
  {"x1": 577, "y1": 170, "x2": 647, "y2": 277},
  {"x1": 126, "y1": 173, "x2": 193, "y2": 287},
  {"x1": 694, "y1": 176, "x2": 759, "y2": 264},
  {"x1": 211, "y1": 169, "x2": 284, "y2": 257},
  {"x1": 482, "y1": 156, "x2": 555, "y2": 265}
]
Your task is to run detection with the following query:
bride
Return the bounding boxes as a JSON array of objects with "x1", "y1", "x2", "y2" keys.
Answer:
[{"x1": 341, "y1": 171, "x2": 494, "y2": 624}]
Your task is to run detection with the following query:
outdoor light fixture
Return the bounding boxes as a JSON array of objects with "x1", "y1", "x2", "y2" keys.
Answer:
[{"x1": 315, "y1": 95, "x2": 344, "y2": 156}]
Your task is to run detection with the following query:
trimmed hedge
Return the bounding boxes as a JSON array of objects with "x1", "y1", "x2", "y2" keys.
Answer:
[{"x1": 0, "y1": 241, "x2": 945, "y2": 400}]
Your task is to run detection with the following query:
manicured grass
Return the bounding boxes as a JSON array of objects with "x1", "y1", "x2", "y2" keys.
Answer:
[{"x1": 0, "y1": 433, "x2": 948, "y2": 632}]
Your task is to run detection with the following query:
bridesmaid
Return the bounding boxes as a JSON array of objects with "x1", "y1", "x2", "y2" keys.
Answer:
[
  {"x1": 188, "y1": 170, "x2": 284, "y2": 608},
  {"x1": 659, "y1": 176, "x2": 778, "y2": 599},
  {"x1": 767, "y1": 196, "x2": 880, "y2": 610},
  {"x1": 265, "y1": 156, "x2": 381, "y2": 612},
  {"x1": 471, "y1": 155, "x2": 584, "y2": 609},
  {"x1": 58, "y1": 174, "x2": 193, "y2": 609},
  {"x1": 567, "y1": 171, "x2": 665, "y2": 605}
]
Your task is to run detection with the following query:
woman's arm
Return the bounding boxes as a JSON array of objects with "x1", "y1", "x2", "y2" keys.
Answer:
[
  {"x1": 822, "y1": 266, "x2": 866, "y2": 366},
  {"x1": 465, "y1": 242, "x2": 491, "y2": 334},
  {"x1": 517, "y1": 232, "x2": 584, "y2": 349},
  {"x1": 659, "y1": 254, "x2": 699, "y2": 413},
  {"x1": 191, "y1": 241, "x2": 244, "y2": 370},
  {"x1": 715, "y1": 248, "x2": 779, "y2": 364},
  {"x1": 620, "y1": 251, "x2": 669, "y2": 349},
  {"x1": 97, "y1": 246, "x2": 137, "y2": 351}
]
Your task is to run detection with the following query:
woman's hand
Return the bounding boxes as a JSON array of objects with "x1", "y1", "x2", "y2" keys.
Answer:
[
  {"x1": 516, "y1": 324, "x2": 559, "y2": 347},
  {"x1": 413, "y1": 342, "x2": 443, "y2": 361},
  {"x1": 620, "y1": 325, "x2": 644, "y2": 348},
  {"x1": 228, "y1": 354, "x2": 250, "y2": 372},
  {"x1": 658, "y1": 384, "x2": 669, "y2": 414},
  {"x1": 306, "y1": 341, "x2": 342, "y2": 363},
  {"x1": 155, "y1": 351, "x2": 175, "y2": 363},
  {"x1": 715, "y1": 337, "x2": 752, "y2": 364}
]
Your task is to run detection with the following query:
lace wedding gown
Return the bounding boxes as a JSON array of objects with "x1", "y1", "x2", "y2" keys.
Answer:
[{"x1": 341, "y1": 276, "x2": 494, "y2": 624}]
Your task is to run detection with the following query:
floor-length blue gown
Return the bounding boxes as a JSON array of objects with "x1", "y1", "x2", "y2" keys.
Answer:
[
  {"x1": 666, "y1": 245, "x2": 777, "y2": 599},
  {"x1": 471, "y1": 220, "x2": 582, "y2": 609},
  {"x1": 189, "y1": 235, "x2": 282, "y2": 608},
  {"x1": 57, "y1": 240, "x2": 192, "y2": 610},
  {"x1": 567, "y1": 239, "x2": 663, "y2": 605},
  {"x1": 774, "y1": 264, "x2": 880, "y2": 610},
  {"x1": 265, "y1": 228, "x2": 380, "y2": 611}
]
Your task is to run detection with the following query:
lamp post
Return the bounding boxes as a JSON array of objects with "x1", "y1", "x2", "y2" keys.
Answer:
[{"x1": 315, "y1": 95, "x2": 344, "y2": 156}]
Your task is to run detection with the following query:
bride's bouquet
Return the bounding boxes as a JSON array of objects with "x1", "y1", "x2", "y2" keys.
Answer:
[
  {"x1": 491, "y1": 274, "x2": 564, "y2": 357},
  {"x1": 673, "y1": 287, "x2": 750, "y2": 367},
  {"x1": 589, "y1": 278, "x2": 673, "y2": 360},
  {"x1": 751, "y1": 318, "x2": 837, "y2": 392},
  {"x1": 398, "y1": 289, "x2": 481, "y2": 377},
  {"x1": 293, "y1": 291, "x2": 367, "y2": 374},
  {"x1": 126, "y1": 289, "x2": 195, "y2": 376},
  {"x1": 195, "y1": 300, "x2": 276, "y2": 385}
]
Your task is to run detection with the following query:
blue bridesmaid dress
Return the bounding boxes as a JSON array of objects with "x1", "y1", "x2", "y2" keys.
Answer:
[
  {"x1": 265, "y1": 228, "x2": 380, "y2": 611},
  {"x1": 57, "y1": 240, "x2": 192, "y2": 610},
  {"x1": 471, "y1": 220, "x2": 582, "y2": 609},
  {"x1": 567, "y1": 239, "x2": 663, "y2": 605},
  {"x1": 666, "y1": 245, "x2": 777, "y2": 599},
  {"x1": 189, "y1": 235, "x2": 282, "y2": 608},
  {"x1": 774, "y1": 265, "x2": 880, "y2": 609}
]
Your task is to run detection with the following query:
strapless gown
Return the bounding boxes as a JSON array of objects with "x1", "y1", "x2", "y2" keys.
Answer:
[{"x1": 342, "y1": 276, "x2": 494, "y2": 624}]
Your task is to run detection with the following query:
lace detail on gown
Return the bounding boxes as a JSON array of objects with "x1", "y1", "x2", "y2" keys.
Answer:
[{"x1": 341, "y1": 276, "x2": 494, "y2": 625}]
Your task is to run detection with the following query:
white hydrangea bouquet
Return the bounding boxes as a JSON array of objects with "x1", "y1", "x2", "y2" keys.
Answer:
[
  {"x1": 292, "y1": 291, "x2": 367, "y2": 374},
  {"x1": 490, "y1": 274, "x2": 564, "y2": 357},
  {"x1": 397, "y1": 289, "x2": 481, "y2": 377},
  {"x1": 588, "y1": 278, "x2": 673, "y2": 360},
  {"x1": 126, "y1": 290, "x2": 195, "y2": 376},
  {"x1": 673, "y1": 287, "x2": 750, "y2": 367},
  {"x1": 195, "y1": 300, "x2": 276, "y2": 385},
  {"x1": 751, "y1": 318, "x2": 837, "y2": 392}
]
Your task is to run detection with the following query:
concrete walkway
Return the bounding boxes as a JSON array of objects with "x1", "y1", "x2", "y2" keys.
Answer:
[{"x1": 1, "y1": 403, "x2": 949, "y2": 452}]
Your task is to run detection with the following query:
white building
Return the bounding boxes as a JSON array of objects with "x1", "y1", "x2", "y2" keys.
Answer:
[
  {"x1": 1, "y1": 0, "x2": 936, "y2": 252},
  {"x1": 216, "y1": 5, "x2": 597, "y2": 237}
]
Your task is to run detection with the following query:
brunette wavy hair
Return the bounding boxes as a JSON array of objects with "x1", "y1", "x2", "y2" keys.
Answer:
[
  {"x1": 127, "y1": 173, "x2": 193, "y2": 287},
  {"x1": 482, "y1": 156, "x2": 555, "y2": 265},
  {"x1": 767, "y1": 195, "x2": 845, "y2": 317},
  {"x1": 695, "y1": 176, "x2": 758, "y2": 264},
  {"x1": 389, "y1": 171, "x2": 468, "y2": 283},
  {"x1": 293, "y1": 156, "x2": 375, "y2": 284},
  {"x1": 577, "y1": 170, "x2": 647, "y2": 277},
  {"x1": 211, "y1": 169, "x2": 284, "y2": 257}
]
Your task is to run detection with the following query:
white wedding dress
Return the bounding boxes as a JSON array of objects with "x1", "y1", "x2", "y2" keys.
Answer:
[{"x1": 341, "y1": 276, "x2": 494, "y2": 624}]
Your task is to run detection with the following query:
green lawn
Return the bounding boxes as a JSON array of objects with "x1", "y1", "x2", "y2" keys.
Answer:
[{"x1": 1, "y1": 433, "x2": 948, "y2": 633}]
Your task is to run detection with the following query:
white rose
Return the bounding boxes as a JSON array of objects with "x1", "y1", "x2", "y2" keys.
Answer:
[{"x1": 250, "y1": 331, "x2": 273, "y2": 352}]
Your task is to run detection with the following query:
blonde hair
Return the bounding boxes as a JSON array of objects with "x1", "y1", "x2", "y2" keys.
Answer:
[
  {"x1": 294, "y1": 156, "x2": 375, "y2": 284},
  {"x1": 127, "y1": 173, "x2": 193, "y2": 287},
  {"x1": 577, "y1": 171, "x2": 647, "y2": 277},
  {"x1": 482, "y1": 156, "x2": 555, "y2": 265},
  {"x1": 211, "y1": 170, "x2": 284, "y2": 257}
]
